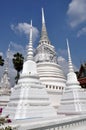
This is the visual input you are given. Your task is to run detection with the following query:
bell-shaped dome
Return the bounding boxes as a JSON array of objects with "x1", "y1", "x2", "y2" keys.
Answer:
[{"x1": 34, "y1": 8, "x2": 66, "y2": 109}]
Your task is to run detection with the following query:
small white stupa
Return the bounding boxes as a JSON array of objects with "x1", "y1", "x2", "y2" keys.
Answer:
[
  {"x1": 0, "y1": 46, "x2": 11, "y2": 108},
  {"x1": 57, "y1": 39, "x2": 86, "y2": 115},
  {"x1": 2, "y1": 20, "x2": 57, "y2": 120},
  {"x1": 0, "y1": 46, "x2": 11, "y2": 91}
]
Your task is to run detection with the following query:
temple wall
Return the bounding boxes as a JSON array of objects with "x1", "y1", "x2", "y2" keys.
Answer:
[
  {"x1": 26, "y1": 119, "x2": 86, "y2": 130},
  {"x1": 16, "y1": 116, "x2": 86, "y2": 130},
  {"x1": 48, "y1": 91, "x2": 62, "y2": 109}
]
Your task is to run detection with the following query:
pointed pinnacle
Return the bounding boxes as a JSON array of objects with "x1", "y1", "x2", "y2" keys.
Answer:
[
  {"x1": 29, "y1": 20, "x2": 32, "y2": 44},
  {"x1": 42, "y1": 8, "x2": 45, "y2": 24},
  {"x1": 27, "y1": 20, "x2": 33, "y2": 60},
  {"x1": 66, "y1": 38, "x2": 74, "y2": 73}
]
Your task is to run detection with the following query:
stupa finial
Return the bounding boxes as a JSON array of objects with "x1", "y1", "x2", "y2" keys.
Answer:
[
  {"x1": 66, "y1": 38, "x2": 74, "y2": 73},
  {"x1": 42, "y1": 8, "x2": 45, "y2": 24},
  {"x1": 4, "y1": 44, "x2": 10, "y2": 73},
  {"x1": 39, "y1": 8, "x2": 50, "y2": 44},
  {"x1": 27, "y1": 20, "x2": 33, "y2": 60}
]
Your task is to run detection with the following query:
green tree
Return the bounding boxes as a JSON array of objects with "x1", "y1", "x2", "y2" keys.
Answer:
[
  {"x1": 0, "y1": 55, "x2": 4, "y2": 66},
  {"x1": 12, "y1": 52, "x2": 24, "y2": 84}
]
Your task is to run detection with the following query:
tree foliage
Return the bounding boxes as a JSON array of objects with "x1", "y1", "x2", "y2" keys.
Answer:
[
  {"x1": 0, "y1": 117, "x2": 12, "y2": 130},
  {"x1": 0, "y1": 56, "x2": 4, "y2": 66},
  {"x1": 0, "y1": 126, "x2": 12, "y2": 130},
  {"x1": 12, "y1": 52, "x2": 24, "y2": 84}
]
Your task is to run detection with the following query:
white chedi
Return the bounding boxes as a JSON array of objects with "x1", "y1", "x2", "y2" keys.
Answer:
[
  {"x1": 34, "y1": 8, "x2": 66, "y2": 109},
  {"x1": 0, "y1": 47, "x2": 11, "y2": 108},
  {"x1": 66, "y1": 39, "x2": 80, "y2": 89},
  {"x1": 2, "y1": 20, "x2": 57, "y2": 120},
  {"x1": 57, "y1": 39, "x2": 86, "y2": 115}
]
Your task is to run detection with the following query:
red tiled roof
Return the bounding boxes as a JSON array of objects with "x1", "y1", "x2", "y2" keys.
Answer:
[{"x1": 78, "y1": 78, "x2": 86, "y2": 84}]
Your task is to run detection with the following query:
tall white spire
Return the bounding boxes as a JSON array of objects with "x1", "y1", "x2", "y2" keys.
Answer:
[
  {"x1": 42, "y1": 8, "x2": 45, "y2": 24},
  {"x1": 3, "y1": 44, "x2": 10, "y2": 80},
  {"x1": 39, "y1": 8, "x2": 50, "y2": 44},
  {"x1": 27, "y1": 20, "x2": 33, "y2": 60},
  {"x1": 5, "y1": 44, "x2": 10, "y2": 73},
  {"x1": 66, "y1": 38, "x2": 74, "y2": 73},
  {"x1": 5, "y1": 44, "x2": 10, "y2": 82},
  {"x1": 66, "y1": 38, "x2": 80, "y2": 89}
]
